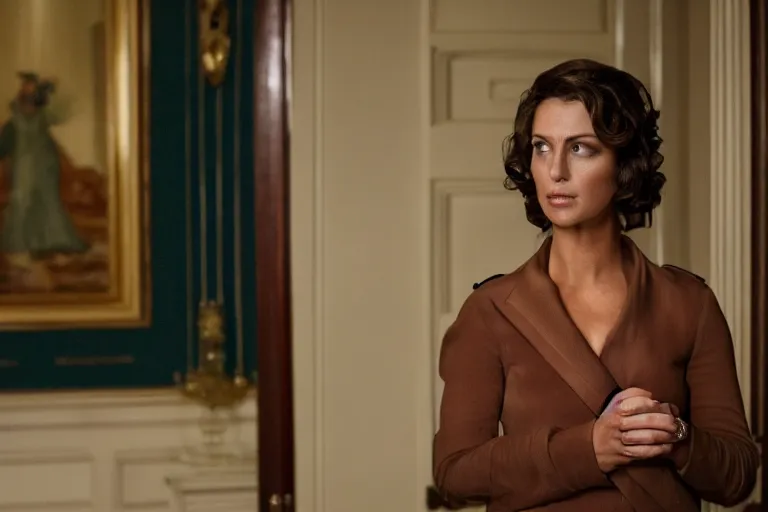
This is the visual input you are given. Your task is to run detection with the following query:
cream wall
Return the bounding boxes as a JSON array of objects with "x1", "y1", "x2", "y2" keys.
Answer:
[
  {"x1": 291, "y1": 1, "x2": 426, "y2": 510},
  {"x1": 684, "y1": 0, "x2": 712, "y2": 278}
]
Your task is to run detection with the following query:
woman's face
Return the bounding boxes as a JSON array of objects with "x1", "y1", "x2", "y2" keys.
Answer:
[
  {"x1": 529, "y1": 98, "x2": 618, "y2": 231},
  {"x1": 20, "y1": 81, "x2": 36, "y2": 95}
]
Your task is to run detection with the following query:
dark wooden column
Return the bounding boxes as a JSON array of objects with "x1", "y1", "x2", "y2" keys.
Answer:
[
  {"x1": 746, "y1": 0, "x2": 768, "y2": 510},
  {"x1": 254, "y1": 0, "x2": 295, "y2": 510}
]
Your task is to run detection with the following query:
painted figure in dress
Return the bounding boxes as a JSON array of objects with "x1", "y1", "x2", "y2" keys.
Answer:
[{"x1": 0, "y1": 72, "x2": 108, "y2": 294}]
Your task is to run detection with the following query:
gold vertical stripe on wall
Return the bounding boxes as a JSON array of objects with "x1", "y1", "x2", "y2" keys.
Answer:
[
  {"x1": 198, "y1": 9, "x2": 209, "y2": 301},
  {"x1": 216, "y1": 88, "x2": 225, "y2": 303},
  {"x1": 184, "y1": 0, "x2": 194, "y2": 372},
  {"x1": 234, "y1": 0, "x2": 244, "y2": 375}
]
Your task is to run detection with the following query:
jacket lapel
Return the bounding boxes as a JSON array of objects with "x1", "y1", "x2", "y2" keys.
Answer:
[{"x1": 492, "y1": 236, "x2": 618, "y2": 414}]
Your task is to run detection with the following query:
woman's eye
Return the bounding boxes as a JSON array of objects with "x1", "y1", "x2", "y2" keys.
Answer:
[
  {"x1": 532, "y1": 141, "x2": 549, "y2": 152},
  {"x1": 571, "y1": 143, "x2": 593, "y2": 155}
]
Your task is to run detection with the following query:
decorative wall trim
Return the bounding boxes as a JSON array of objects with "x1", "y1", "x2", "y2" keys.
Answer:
[
  {"x1": 709, "y1": 0, "x2": 752, "y2": 403},
  {"x1": 430, "y1": 50, "x2": 607, "y2": 125},
  {"x1": 166, "y1": 467, "x2": 257, "y2": 493},
  {"x1": 312, "y1": 0, "x2": 327, "y2": 506},
  {"x1": 288, "y1": 0, "x2": 325, "y2": 509},
  {"x1": 0, "y1": 388, "x2": 185, "y2": 410},
  {"x1": 0, "y1": 449, "x2": 94, "y2": 510},
  {"x1": 748, "y1": 0, "x2": 768, "y2": 508},
  {"x1": 430, "y1": 0, "x2": 611, "y2": 35},
  {"x1": 166, "y1": 467, "x2": 258, "y2": 512},
  {"x1": 0, "y1": 389, "x2": 256, "y2": 431},
  {"x1": 431, "y1": 178, "x2": 508, "y2": 315},
  {"x1": 708, "y1": 0, "x2": 753, "y2": 508},
  {"x1": 0, "y1": 448, "x2": 92, "y2": 466},
  {"x1": 114, "y1": 447, "x2": 183, "y2": 510}
]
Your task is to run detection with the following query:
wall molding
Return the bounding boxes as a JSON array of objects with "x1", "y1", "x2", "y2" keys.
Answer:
[
  {"x1": 114, "y1": 447, "x2": 183, "y2": 510},
  {"x1": 0, "y1": 389, "x2": 257, "y2": 431},
  {"x1": 708, "y1": 0, "x2": 753, "y2": 509},
  {"x1": 430, "y1": 50, "x2": 606, "y2": 125},
  {"x1": 431, "y1": 178, "x2": 509, "y2": 315},
  {"x1": 0, "y1": 448, "x2": 92, "y2": 465},
  {"x1": 0, "y1": 449, "x2": 94, "y2": 510},
  {"x1": 289, "y1": 0, "x2": 324, "y2": 509},
  {"x1": 166, "y1": 467, "x2": 258, "y2": 512},
  {"x1": 709, "y1": 0, "x2": 752, "y2": 410},
  {"x1": 166, "y1": 467, "x2": 257, "y2": 494}
]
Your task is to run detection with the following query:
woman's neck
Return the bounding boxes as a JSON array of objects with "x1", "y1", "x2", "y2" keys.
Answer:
[{"x1": 548, "y1": 219, "x2": 624, "y2": 286}]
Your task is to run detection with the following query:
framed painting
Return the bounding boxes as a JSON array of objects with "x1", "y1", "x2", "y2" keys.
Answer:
[{"x1": 0, "y1": 0, "x2": 149, "y2": 329}]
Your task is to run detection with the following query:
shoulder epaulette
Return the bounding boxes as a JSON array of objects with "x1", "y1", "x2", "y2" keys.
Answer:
[
  {"x1": 472, "y1": 273, "x2": 505, "y2": 290},
  {"x1": 662, "y1": 264, "x2": 706, "y2": 284}
]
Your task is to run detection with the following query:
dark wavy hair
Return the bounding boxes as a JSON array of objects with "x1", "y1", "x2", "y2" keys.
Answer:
[{"x1": 503, "y1": 59, "x2": 665, "y2": 232}]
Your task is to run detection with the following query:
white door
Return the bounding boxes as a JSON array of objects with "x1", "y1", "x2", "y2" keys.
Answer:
[{"x1": 290, "y1": 1, "x2": 685, "y2": 511}]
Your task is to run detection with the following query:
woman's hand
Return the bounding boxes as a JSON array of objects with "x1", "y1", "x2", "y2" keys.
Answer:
[
  {"x1": 592, "y1": 387, "x2": 678, "y2": 473},
  {"x1": 621, "y1": 401, "x2": 679, "y2": 447}
]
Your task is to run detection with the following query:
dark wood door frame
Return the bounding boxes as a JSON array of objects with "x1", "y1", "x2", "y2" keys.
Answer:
[
  {"x1": 747, "y1": 0, "x2": 768, "y2": 510},
  {"x1": 254, "y1": 0, "x2": 295, "y2": 510}
]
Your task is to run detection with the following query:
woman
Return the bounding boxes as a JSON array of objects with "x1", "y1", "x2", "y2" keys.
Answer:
[{"x1": 432, "y1": 59, "x2": 759, "y2": 511}]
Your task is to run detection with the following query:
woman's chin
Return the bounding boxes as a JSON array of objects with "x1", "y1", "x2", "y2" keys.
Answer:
[
  {"x1": 544, "y1": 211, "x2": 582, "y2": 230},
  {"x1": 545, "y1": 205, "x2": 620, "y2": 231},
  {"x1": 549, "y1": 215, "x2": 616, "y2": 232}
]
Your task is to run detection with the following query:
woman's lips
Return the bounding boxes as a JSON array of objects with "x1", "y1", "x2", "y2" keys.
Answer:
[{"x1": 547, "y1": 194, "x2": 575, "y2": 207}]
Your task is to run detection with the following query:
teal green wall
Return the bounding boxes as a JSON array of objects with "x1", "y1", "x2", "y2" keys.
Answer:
[{"x1": 0, "y1": 0, "x2": 257, "y2": 391}]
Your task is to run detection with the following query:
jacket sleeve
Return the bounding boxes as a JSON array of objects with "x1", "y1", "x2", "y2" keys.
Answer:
[
  {"x1": 433, "y1": 294, "x2": 610, "y2": 509},
  {"x1": 672, "y1": 286, "x2": 760, "y2": 506}
]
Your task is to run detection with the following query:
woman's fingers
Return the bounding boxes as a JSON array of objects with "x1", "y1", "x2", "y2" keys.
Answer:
[
  {"x1": 621, "y1": 428, "x2": 677, "y2": 445},
  {"x1": 619, "y1": 412, "x2": 677, "y2": 433},
  {"x1": 616, "y1": 396, "x2": 663, "y2": 416},
  {"x1": 621, "y1": 442, "x2": 673, "y2": 459},
  {"x1": 614, "y1": 387, "x2": 653, "y2": 401}
]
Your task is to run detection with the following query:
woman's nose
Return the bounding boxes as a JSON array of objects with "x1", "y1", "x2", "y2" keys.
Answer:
[{"x1": 548, "y1": 149, "x2": 569, "y2": 182}]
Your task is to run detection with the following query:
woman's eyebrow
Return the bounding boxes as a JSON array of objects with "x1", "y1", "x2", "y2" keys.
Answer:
[{"x1": 531, "y1": 133, "x2": 599, "y2": 142}]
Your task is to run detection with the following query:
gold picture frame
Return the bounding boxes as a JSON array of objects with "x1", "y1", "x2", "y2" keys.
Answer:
[{"x1": 0, "y1": 0, "x2": 150, "y2": 329}]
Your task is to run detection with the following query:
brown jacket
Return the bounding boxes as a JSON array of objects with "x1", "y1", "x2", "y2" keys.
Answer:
[{"x1": 433, "y1": 236, "x2": 759, "y2": 511}]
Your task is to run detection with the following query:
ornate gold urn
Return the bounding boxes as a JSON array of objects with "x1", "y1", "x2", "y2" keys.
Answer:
[{"x1": 176, "y1": 301, "x2": 250, "y2": 409}]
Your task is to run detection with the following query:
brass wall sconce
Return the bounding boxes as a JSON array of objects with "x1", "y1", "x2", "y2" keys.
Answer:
[
  {"x1": 199, "y1": 0, "x2": 231, "y2": 87},
  {"x1": 176, "y1": 301, "x2": 250, "y2": 410}
]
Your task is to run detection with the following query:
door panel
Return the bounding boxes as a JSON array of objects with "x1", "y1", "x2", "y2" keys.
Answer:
[{"x1": 428, "y1": 0, "x2": 654, "y2": 457}]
